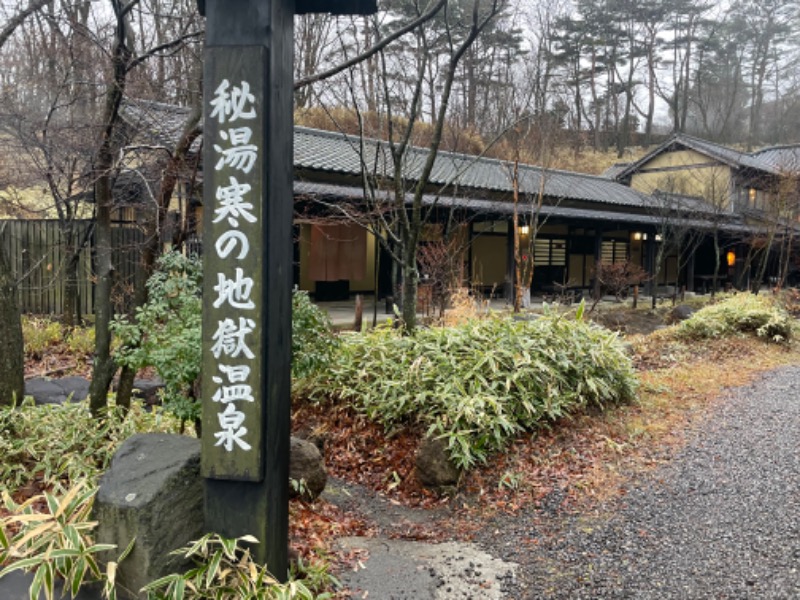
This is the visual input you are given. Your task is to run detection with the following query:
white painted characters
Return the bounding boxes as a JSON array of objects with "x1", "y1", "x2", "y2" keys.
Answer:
[{"x1": 208, "y1": 78, "x2": 260, "y2": 455}]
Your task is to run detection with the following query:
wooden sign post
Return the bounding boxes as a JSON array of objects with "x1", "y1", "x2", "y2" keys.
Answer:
[{"x1": 197, "y1": 0, "x2": 376, "y2": 580}]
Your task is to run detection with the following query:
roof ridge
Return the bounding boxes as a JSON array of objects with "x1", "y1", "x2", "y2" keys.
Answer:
[
  {"x1": 751, "y1": 142, "x2": 800, "y2": 154},
  {"x1": 295, "y1": 125, "x2": 616, "y2": 181}
]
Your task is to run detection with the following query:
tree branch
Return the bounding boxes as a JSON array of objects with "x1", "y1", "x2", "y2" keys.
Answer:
[
  {"x1": 294, "y1": 0, "x2": 446, "y2": 90},
  {"x1": 127, "y1": 29, "x2": 204, "y2": 72},
  {"x1": 0, "y1": 0, "x2": 55, "y2": 50}
]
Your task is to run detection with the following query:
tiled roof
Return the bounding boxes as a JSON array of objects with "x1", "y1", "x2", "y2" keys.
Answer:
[
  {"x1": 295, "y1": 127, "x2": 654, "y2": 209},
  {"x1": 123, "y1": 100, "x2": 651, "y2": 211},
  {"x1": 613, "y1": 133, "x2": 800, "y2": 181},
  {"x1": 672, "y1": 134, "x2": 771, "y2": 172},
  {"x1": 601, "y1": 163, "x2": 631, "y2": 179},
  {"x1": 120, "y1": 99, "x2": 199, "y2": 150},
  {"x1": 294, "y1": 181, "x2": 752, "y2": 233},
  {"x1": 750, "y1": 144, "x2": 800, "y2": 173}
]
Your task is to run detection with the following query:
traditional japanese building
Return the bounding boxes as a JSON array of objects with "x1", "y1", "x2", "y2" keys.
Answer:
[{"x1": 120, "y1": 99, "x2": 800, "y2": 301}]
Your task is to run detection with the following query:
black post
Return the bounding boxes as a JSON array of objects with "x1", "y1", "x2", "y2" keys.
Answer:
[
  {"x1": 593, "y1": 228, "x2": 603, "y2": 300},
  {"x1": 646, "y1": 235, "x2": 656, "y2": 302},
  {"x1": 505, "y1": 221, "x2": 515, "y2": 303},
  {"x1": 197, "y1": 0, "x2": 377, "y2": 580},
  {"x1": 199, "y1": 0, "x2": 293, "y2": 578}
]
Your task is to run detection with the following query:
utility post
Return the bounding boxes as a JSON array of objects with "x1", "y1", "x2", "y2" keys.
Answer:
[{"x1": 196, "y1": 0, "x2": 376, "y2": 581}]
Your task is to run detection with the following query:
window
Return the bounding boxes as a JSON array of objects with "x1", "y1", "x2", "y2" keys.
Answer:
[
  {"x1": 534, "y1": 238, "x2": 567, "y2": 266},
  {"x1": 601, "y1": 240, "x2": 629, "y2": 264}
]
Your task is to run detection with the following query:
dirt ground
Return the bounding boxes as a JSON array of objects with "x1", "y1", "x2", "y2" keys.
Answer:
[{"x1": 589, "y1": 304, "x2": 668, "y2": 336}]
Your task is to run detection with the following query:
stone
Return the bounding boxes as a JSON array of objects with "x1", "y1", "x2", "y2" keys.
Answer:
[
  {"x1": 93, "y1": 434, "x2": 203, "y2": 599},
  {"x1": 415, "y1": 437, "x2": 462, "y2": 489},
  {"x1": 668, "y1": 304, "x2": 696, "y2": 324},
  {"x1": 25, "y1": 376, "x2": 90, "y2": 405},
  {"x1": 131, "y1": 377, "x2": 165, "y2": 406},
  {"x1": 57, "y1": 376, "x2": 91, "y2": 402},
  {"x1": 289, "y1": 436, "x2": 327, "y2": 501}
]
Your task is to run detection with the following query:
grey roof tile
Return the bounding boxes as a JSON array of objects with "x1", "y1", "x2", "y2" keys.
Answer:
[
  {"x1": 294, "y1": 181, "x2": 752, "y2": 233},
  {"x1": 614, "y1": 133, "x2": 786, "y2": 180},
  {"x1": 295, "y1": 127, "x2": 654, "y2": 209},
  {"x1": 750, "y1": 144, "x2": 800, "y2": 173}
]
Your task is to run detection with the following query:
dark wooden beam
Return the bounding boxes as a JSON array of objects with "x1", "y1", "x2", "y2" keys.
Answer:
[
  {"x1": 200, "y1": 0, "x2": 294, "y2": 579},
  {"x1": 295, "y1": 0, "x2": 377, "y2": 14},
  {"x1": 197, "y1": 1, "x2": 378, "y2": 21}
]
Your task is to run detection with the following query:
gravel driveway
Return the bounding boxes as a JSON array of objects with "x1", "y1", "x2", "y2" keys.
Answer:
[{"x1": 483, "y1": 365, "x2": 800, "y2": 599}]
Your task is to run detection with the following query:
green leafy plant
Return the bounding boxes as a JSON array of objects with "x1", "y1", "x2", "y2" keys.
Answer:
[
  {"x1": 0, "y1": 398, "x2": 182, "y2": 494},
  {"x1": 671, "y1": 293, "x2": 793, "y2": 342},
  {"x1": 292, "y1": 290, "x2": 339, "y2": 380},
  {"x1": 497, "y1": 470, "x2": 523, "y2": 491},
  {"x1": 142, "y1": 533, "x2": 335, "y2": 600},
  {"x1": 22, "y1": 317, "x2": 64, "y2": 359},
  {"x1": 112, "y1": 251, "x2": 203, "y2": 430},
  {"x1": 65, "y1": 327, "x2": 96, "y2": 356},
  {"x1": 0, "y1": 482, "x2": 121, "y2": 600},
  {"x1": 298, "y1": 303, "x2": 638, "y2": 469},
  {"x1": 112, "y1": 255, "x2": 339, "y2": 429}
]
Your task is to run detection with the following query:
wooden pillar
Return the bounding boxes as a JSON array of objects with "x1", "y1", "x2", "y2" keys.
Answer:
[
  {"x1": 197, "y1": 0, "x2": 376, "y2": 578},
  {"x1": 467, "y1": 221, "x2": 474, "y2": 286},
  {"x1": 505, "y1": 221, "x2": 515, "y2": 303},
  {"x1": 645, "y1": 235, "x2": 656, "y2": 297},
  {"x1": 199, "y1": 0, "x2": 294, "y2": 577},
  {"x1": 593, "y1": 227, "x2": 603, "y2": 299},
  {"x1": 686, "y1": 249, "x2": 696, "y2": 292}
]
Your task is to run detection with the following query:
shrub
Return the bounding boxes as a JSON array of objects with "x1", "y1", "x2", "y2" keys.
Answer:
[
  {"x1": 112, "y1": 254, "x2": 339, "y2": 427},
  {"x1": 0, "y1": 481, "x2": 124, "y2": 600},
  {"x1": 0, "y1": 401, "x2": 180, "y2": 600},
  {"x1": 22, "y1": 317, "x2": 63, "y2": 359},
  {"x1": 1, "y1": 492, "x2": 330, "y2": 600},
  {"x1": 673, "y1": 293, "x2": 793, "y2": 342},
  {"x1": 142, "y1": 534, "x2": 335, "y2": 599},
  {"x1": 596, "y1": 260, "x2": 650, "y2": 300},
  {"x1": 298, "y1": 304, "x2": 638, "y2": 469},
  {"x1": 0, "y1": 399, "x2": 181, "y2": 494},
  {"x1": 112, "y1": 251, "x2": 203, "y2": 428},
  {"x1": 21, "y1": 317, "x2": 96, "y2": 369},
  {"x1": 292, "y1": 290, "x2": 339, "y2": 380},
  {"x1": 66, "y1": 327, "x2": 96, "y2": 356}
]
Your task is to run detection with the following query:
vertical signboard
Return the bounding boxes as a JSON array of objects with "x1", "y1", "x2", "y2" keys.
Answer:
[
  {"x1": 198, "y1": 0, "x2": 376, "y2": 578},
  {"x1": 202, "y1": 48, "x2": 266, "y2": 481}
]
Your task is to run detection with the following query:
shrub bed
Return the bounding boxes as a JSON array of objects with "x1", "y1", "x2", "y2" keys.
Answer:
[
  {"x1": 671, "y1": 293, "x2": 793, "y2": 343},
  {"x1": 297, "y1": 306, "x2": 638, "y2": 469}
]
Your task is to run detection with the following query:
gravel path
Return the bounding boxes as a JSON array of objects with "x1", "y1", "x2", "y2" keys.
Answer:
[{"x1": 482, "y1": 365, "x2": 800, "y2": 599}]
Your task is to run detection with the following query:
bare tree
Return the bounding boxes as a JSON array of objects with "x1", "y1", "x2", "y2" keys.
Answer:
[
  {"x1": 0, "y1": 0, "x2": 54, "y2": 49},
  {"x1": 89, "y1": 0, "x2": 202, "y2": 415},
  {"x1": 308, "y1": 0, "x2": 505, "y2": 331},
  {"x1": 0, "y1": 0, "x2": 68, "y2": 402}
]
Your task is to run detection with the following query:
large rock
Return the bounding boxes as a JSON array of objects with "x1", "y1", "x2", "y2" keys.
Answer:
[
  {"x1": 289, "y1": 436, "x2": 327, "y2": 501},
  {"x1": 25, "y1": 376, "x2": 90, "y2": 405},
  {"x1": 668, "y1": 304, "x2": 696, "y2": 324},
  {"x1": 93, "y1": 433, "x2": 325, "y2": 597},
  {"x1": 93, "y1": 434, "x2": 203, "y2": 599},
  {"x1": 111, "y1": 377, "x2": 166, "y2": 406},
  {"x1": 415, "y1": 437, "x2": 462, "y2": 489}
]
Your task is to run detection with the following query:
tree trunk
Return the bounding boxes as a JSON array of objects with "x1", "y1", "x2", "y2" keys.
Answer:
[
  {"x1": 0, "y1": 231, "x2": 24, "y2": 406},
  {"x1": 89, "y1": 0, "x2": 133, "y2": 416},
  {"x1": 89, "y1": 165, "x2": 117, "y2": 416},
  {"x1": 400, "y1": 247, "x2": 419, "y2": 329}
]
